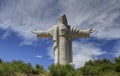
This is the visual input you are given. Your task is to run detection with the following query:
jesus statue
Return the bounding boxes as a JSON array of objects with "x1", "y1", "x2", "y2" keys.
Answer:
[{"x1": 32, "y1": 14, "x2": 95, "y2": 65}]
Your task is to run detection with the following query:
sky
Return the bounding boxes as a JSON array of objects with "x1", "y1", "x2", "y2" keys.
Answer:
[{"x1": 0, "y1": 0, "x2": 120, "y2": 69}]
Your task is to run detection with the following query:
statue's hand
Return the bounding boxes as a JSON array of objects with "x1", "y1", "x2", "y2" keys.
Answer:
[
  {"x1": 89, "y1": 29, "x2": 96, "y2": 33},
  {"x1": 31, "y1": 29, "x2": 37, "y2": 34}
]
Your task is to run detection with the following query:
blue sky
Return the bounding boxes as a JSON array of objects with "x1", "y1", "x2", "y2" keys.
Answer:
[{"x1": 0, "y1": 0, "x2": 120, "y2": 69}]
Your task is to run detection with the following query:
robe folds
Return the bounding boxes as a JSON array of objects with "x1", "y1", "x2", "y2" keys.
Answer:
[{"x1": 32, "y1": 24, "x2": 90, "y2": 65}]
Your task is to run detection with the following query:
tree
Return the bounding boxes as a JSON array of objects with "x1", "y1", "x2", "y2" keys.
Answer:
[
  {"x1": 85, "y1": 60, "x2": 94, "y2": 66},
  {"x1": 115, "y1": 56, "x2": 120, "y2": 63},
  {"x1": 115, "y1": 64, "x2": 120, "y2": 72},
  {"x1": 49, "y1": 64, "x2": 75, "y2": 76},
  {"x1": 101, "y1": 58, "x2": 111, "y2": 64},
  {"x1": 0, "y1": 58, "x2": 3, "y2": 64},
  {"x1": 34, "y1": 64, "x2": 45, "y2": 74}
]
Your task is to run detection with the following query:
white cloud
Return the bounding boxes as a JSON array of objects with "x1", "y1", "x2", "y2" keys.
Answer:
[
  {"x1": 2, "y1": 29, "x2": 11, "y2": 39},
  {"x1": 58, "y1": 0, "x2": 120, "y2": 40},
  {"x1": 35, "y1": 55, "x2": 42, "y2": 58},
  {"x1": 0, "y1": 0, "x2": 60, "y2": 45},
  {"x1": 0, "y1": 0, "x2": 120, "y2": 43},
  {"x1": 113, "y1": 41, "x2": 120, "y2": 57},
  {"x1": 72, "y1": 41, "x2": 105, "y2": 68}
]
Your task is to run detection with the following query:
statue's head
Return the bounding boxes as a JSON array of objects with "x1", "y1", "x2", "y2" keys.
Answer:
[{"x1": 59, "y1": 14, "x2": 68, "y2": 25}]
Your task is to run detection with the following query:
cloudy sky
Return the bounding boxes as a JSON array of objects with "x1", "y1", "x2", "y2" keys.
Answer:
[{"x1": 0, "y1": 0, "x2": 120, "y2": 69}]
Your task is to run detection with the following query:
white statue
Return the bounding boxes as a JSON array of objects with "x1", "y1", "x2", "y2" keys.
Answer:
[{"x1": 32, "y1": 14, "x2": 95, "y2": 65}]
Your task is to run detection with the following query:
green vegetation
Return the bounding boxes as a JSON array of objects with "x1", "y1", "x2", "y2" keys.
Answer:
[
  {"x1": 0, "y1": 56, "x2": 120, "y2": 76},
  {"x1": 0, "y1": 59, "x2": 45, "y2": 76},
  {"x1": 48, "y1": 64, "x2": 75, "y2": 76},
  {"x1": 48, "y1": 56, "x2": 120, "y2": 76}
]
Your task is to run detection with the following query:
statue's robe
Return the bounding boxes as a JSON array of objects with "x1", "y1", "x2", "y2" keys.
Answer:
[{"x1": 33, "y1": 24, "x2": 90, "y2": 64}]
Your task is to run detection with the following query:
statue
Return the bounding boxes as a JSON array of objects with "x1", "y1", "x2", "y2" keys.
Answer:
[{"x1": 32, "y1": 14, "x2": 95, "y2": 65}]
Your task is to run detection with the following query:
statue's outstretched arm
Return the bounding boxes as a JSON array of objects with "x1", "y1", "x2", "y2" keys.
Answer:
[
  {"x1": 31, "y1": 28, "x2": 53, "y2": 38},
  {"x1": 71, "y1": 26, "x2": 95, "y2": 39}
]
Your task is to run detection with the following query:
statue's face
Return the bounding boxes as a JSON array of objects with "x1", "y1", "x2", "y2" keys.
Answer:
[{"x1": 59, "y1": 14, "x2": 68, "y2": 25}]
